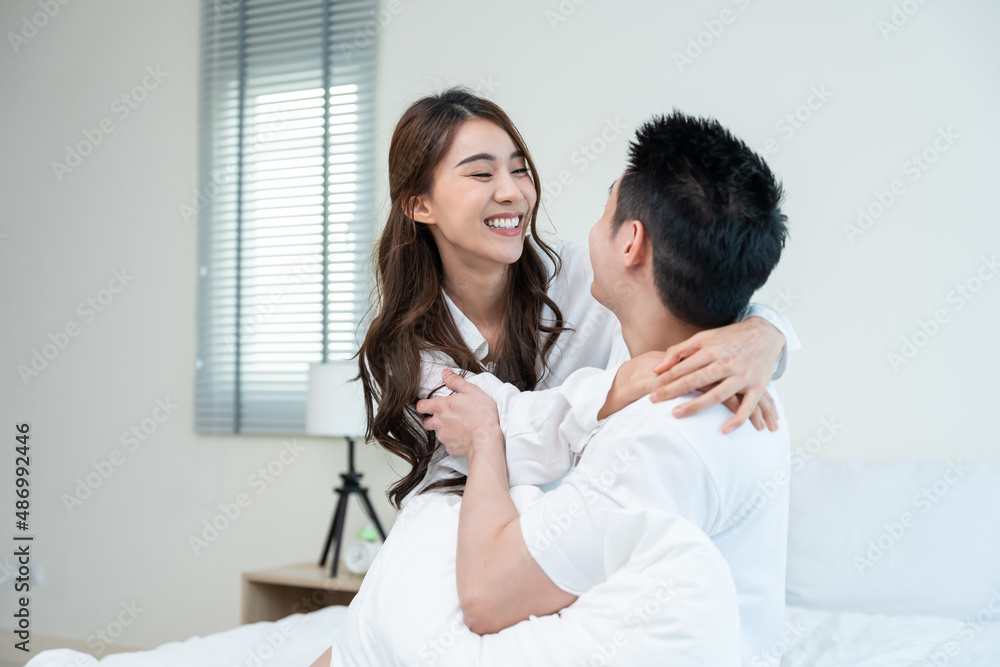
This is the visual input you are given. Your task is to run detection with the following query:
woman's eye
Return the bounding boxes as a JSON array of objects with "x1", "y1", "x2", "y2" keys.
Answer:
[
  {"x1": 471, "y1": 172, "x2": 491, "y2": 178},
  {"x1": 512, "y1": 168, "x2": 529, "y2": 175}
]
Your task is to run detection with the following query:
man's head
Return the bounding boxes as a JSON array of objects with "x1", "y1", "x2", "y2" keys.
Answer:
[{"x1": 589, "y1": 111, "x2": 788, "y2": 329}]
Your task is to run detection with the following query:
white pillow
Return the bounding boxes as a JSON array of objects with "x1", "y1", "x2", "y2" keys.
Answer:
[
  {"x1": 332, "y1": 485, "x2": 740, "y2": 666},
  {"x1": 786, "y1": 459, "x2": 1000, "y2": 618}
]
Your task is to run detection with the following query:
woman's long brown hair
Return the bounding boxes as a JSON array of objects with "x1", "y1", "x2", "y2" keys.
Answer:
[{"x1": 358, "y1": 88, "x2": 568, "y2": 510}]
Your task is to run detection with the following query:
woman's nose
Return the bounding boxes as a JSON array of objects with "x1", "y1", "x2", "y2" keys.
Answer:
[{"x1": 493, "y1": 170, "x2": 523, "y2": 203}]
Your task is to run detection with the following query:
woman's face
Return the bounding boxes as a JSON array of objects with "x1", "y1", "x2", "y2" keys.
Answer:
[{"x1": 411, "y1": 118, "x2": 537, "y2": 271}]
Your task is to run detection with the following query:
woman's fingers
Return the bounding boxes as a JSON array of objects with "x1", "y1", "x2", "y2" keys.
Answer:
[
  {"x1": 721, "y1": 384, "x2": 767, "y2": 434},
  {"x1": 722, "y1": 395, "x2": 766, "y2": 431},
  {"x1": 652, "y1": 335, "x2": 704, "y2": 374},
  {"x1": 758, "y1": 389, "x2": 779, "y2": 431},
  {"x1": 671, "y1": 376, "x2": 743, "y2": 420},
  {"x1": 649, "y1": 349, "x2": 717, "y2": 401}
]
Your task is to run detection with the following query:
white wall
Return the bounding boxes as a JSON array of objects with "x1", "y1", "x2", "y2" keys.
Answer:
[{"x1": 1, "y1": 0, "x2": 997, "y2": 654}]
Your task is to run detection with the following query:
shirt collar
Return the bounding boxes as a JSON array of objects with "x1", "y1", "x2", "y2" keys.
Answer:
[{"x1": 441, "y1": 290, "x2": 490, "y2": 363}]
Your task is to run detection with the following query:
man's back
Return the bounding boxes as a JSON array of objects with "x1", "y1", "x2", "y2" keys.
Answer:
[{"x1": 519, "y1": 388, "x2": 790, "y2": 665}]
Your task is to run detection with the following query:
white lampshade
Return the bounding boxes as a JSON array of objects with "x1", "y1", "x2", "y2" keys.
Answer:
[{"x1": 306, "y1": 360, "x2": 367, "y2": 438}]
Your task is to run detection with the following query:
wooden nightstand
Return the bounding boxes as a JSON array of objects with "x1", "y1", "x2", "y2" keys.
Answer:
[{"x1": 241, "y1": 562, "x2": 365, "y2": 623}]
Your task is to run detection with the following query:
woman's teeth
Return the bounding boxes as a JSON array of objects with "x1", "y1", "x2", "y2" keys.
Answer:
[{"x1": 485, "y1": 216, "x2": 520, "y2": 229}]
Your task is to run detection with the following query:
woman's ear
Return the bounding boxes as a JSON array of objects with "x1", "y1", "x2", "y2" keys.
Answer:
[{"x1": 407, "y1": 195, "x2": 435, "y2": 225}]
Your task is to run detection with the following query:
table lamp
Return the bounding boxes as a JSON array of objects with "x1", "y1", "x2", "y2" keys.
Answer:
[{"x1": 306, "y1": 360, "x2": 387, "y2": 577}]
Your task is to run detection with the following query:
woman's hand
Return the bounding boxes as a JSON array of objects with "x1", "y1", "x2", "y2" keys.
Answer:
[
  {"x1": 650, "y1": 316, "x2": 785, "y2": 434},
  {"x1": 598, "y1": 351, "x2": 662, "y2": 420},
  {"x1": 416, "y1": 370, "x2": 503, "y2": 459},
  {"x1": 600, "y1": 349, "x2": 774, "y2": 432}
]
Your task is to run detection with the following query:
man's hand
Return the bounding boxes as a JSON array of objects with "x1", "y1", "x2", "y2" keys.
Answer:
[
  {"x1": 650, "y1": 316, "x2": 786, "y2": 434},
  {"x1": 416, "y1": 370, "x2": 502, "y2": 459}
]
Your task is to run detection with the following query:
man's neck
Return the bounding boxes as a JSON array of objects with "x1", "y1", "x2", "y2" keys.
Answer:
[{"x1": 618, "y1": 294, "x2": 704, "y2": 358}]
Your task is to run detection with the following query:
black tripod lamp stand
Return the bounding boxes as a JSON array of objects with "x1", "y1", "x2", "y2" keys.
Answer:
[{"x1": 307, "y1": 361, "x2": 387, "y2": 578}]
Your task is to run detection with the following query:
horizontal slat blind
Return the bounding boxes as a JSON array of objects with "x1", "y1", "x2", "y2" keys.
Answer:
[{"x1": 196, "y1": 0, "x2": 376, "y2": 434}]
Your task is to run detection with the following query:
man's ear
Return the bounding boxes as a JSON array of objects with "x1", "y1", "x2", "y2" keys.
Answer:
[
  {"x1": 408, "y1": 194, "x2": 435, "y2": 225},
  {"x1": 621, "y1": 220, "x2": 647, "y2": 268}
]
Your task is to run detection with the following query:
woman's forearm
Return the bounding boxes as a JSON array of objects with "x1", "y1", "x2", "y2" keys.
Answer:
[{"x1": 455, "y1": 429, "x2": 520, "y2": 631}]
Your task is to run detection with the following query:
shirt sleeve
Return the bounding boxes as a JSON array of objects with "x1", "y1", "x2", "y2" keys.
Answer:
[
  {"x1": 518, "y1": 411, "x2": 720, "y2": 595},
  {"x1": 467, "y1": 366, "x2": 619, "y2": 486},
  {"x1": 743, "y1": 302, "x2": 801, "y2": 380}
]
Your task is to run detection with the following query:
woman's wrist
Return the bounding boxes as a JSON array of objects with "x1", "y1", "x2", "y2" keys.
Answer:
[{"x1": 469, "y1": 425, "x2": 505, "y2": 459}]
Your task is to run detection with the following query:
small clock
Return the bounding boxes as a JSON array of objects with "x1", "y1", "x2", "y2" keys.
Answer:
[{"x1": 343, "y1": 523, "x2": 382, "y2": 575}]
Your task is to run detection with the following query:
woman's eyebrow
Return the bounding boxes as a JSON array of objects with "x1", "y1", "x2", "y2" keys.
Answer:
[
  {"x1": 455, "y1": 150, "x2": 524, "y2": 168},
  {"x1": 455, "y1": 153, "x2": 494, "y2": 167}
]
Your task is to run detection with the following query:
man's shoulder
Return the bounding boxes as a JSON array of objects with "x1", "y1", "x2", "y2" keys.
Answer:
[{"x1": 597, "y1": 392, "x2": 789, "y2": 472}]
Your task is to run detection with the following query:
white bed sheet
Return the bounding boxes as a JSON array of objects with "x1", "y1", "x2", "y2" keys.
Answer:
[
  {"x1": 780, "y1": 606, "x2": 1000, "y2": 667},
  {"x1": 24, "y1": 605, "x2": 348, "y2": 667},
  {"x1": 26, "y1": 604, "x2": 1000, "y2": 666}
]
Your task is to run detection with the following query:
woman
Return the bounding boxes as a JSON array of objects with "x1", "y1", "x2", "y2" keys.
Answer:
[{"x1": 309, "y1": 88, "x2": 792, "y2": 667}]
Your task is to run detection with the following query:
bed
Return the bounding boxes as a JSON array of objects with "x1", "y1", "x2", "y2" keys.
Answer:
[
  {"x1": 26, "y1": 459, "x2": 1000, "y2": 666},
  {"x1": 25, "y1": 605, "x2": 1000, "y2": 667}
]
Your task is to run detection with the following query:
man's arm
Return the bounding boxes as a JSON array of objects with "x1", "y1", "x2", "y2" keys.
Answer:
[
  {"x1": 425, "y1": 372, "x2": 723, "y2": 635},
  {"x1": 455, "y1": 426, "x2": 578, "y2": 635}
]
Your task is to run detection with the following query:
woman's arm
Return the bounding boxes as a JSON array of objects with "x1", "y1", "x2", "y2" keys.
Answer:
[
  {"x1": 649, "y1": 305, "x2": 797, "y2": 434},
  {"x1": 421, "y1": 371, "x2": 578, "y2": 634}
]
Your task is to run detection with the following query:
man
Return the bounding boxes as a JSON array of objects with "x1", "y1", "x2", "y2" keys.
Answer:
[{"x1": 421, "y1": 110, "x2": 791, "y2": 665}]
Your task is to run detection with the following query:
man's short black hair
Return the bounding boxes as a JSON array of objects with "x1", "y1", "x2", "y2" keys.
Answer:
[{"x1": 612, "y1": 110, "x2": 788, "y2": 329}]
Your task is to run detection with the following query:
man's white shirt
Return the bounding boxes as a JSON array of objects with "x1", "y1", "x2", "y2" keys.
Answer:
[
  {"x1": 393, "y1": 239, "x2": 796, "y2": 664},
  {"x1": 517, "y1": 374, "x2": 791, "y2": 666}
]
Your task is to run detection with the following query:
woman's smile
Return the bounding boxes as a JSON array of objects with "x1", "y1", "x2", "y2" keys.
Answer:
[{"x1": 483, "y1": 213, "x2": 523, "y2": 236}]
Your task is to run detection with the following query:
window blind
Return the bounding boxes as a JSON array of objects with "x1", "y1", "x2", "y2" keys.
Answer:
[{"x1": 195, "y1": 0, "x2": 377, "y2": 434}]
